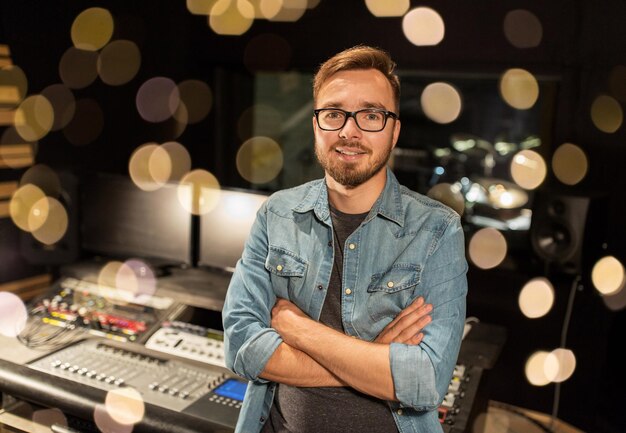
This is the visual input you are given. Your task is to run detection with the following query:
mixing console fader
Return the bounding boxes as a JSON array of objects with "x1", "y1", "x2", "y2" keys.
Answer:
[{"x1": 28, "y1": 338, "x2": 247, "y2": 428}]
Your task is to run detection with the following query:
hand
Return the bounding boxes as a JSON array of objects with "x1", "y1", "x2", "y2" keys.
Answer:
[
  {"x1": 271, "y1": 298, "x2": 313, "y2": 347},
  {"x1": 374, "y1": 297, "x2": 432, "y2": 345}
]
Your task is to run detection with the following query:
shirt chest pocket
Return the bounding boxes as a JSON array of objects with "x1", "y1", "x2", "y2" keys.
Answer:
[
  {"x1": 366, "y1": 264, "x2": 421, "y2": 322},
  {"x1": 265, "y1": 246, "x2": 308, "y2": 299}
]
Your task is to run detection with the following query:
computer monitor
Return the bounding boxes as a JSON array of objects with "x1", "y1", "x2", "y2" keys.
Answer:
[
  {"x1": 198, "y1": 188, "x2": 268, "y2": 272},
  {"x1": 80, "y1": 173, "x2": 193, "y2": 267}
]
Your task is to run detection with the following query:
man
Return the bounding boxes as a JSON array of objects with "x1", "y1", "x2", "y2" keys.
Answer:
[{"x1": 223, "y1": 45, "x2": 468, "y2": 433}]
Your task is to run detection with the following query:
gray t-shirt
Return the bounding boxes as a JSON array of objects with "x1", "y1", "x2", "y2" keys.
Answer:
[{"x1": 261, "y1": 206, "x2": 398, "y2": 433}]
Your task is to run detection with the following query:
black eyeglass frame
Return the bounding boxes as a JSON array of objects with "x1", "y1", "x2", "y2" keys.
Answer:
[{"x1": 313, "y1": 108, "x2": 399, "y2": 132}]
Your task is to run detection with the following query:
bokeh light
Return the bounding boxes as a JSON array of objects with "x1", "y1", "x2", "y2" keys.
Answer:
[
  {"x1": 71, "y1": 7, "x2": 114, "y2": 51},
  {"x1": 136, "y1": 77, "x2": 180, "y2": 123},
  {"x1": 468, "y1": 227, "x2": 508, "y2": 270},
  {"x1": 105, "y1": 387, "x2": 145, "y2": 426},
  {"x1": 62, "y1": 99, "x2": 104, "y2": 146},
  {"x1": 0, "y1": 65, "x2": 28, "y2": 109},
  {"x1": 9, "y1": 183, "x2": 46, "y2": 231},
  {"x1": 510, "y1": 149, "x2": 547, "y2": 190},
  {"x1": 499, "y1": 68, "x2": 539, "y2": 109},
  {"x1": 525, "y1": 351, "x2": 552, "y2": 386},
  {"x1": 256, "y1": 0, "x2": 282, "y2": 19},
  {"x1": 503, "y1": 9, "x2": 543, "y2": 48},
  {"x1": 236, "y1": 136, "x2": 283, "y2": 184},
  {"x1": 0, "y1": 292, "x2": 28, "y2": 337},
  {"x1": 179, "y1": 169, "x2": 221, "y2": 215},
  {"x1": 592, "y1": 256, "x2": 625, "y2": 296},
  {"x1": 244, "y1": 34, "x2": 292, "y2": 72},
  {"x1": 591, "y1": 94, "x2": 623, "y2": 133},
  {"x1": 177, "y1": 79, "x2": 213, "y2": 124},
  {"x1": 549, "y1": 348, "x2": 576, "y2": 383},
  {"x1": 518, "y1": 277, "x2": 555, "y2": 318},
  {"x1": 59, "y1": 47, "x2": 99, "y2": 89},
  {"x1": 32, "y1": 408, "x2": 68, "y2": 429},
  {"x1": 148, "y1": 141, "x2": 192, "y2": 184},
  {"x1": 365, "y1": 0, "x2": 410, "y2": 17},
  {"x1": 20, "y1": 164, "x2": 61, "y2": 198},
  {"x1": 98, "y1": 40, "x2": 142, "y2": 86},
  {"x1": 30, "y1": 197, "x2": 69, "y2": 245},
  {"x1": 209, "y1": 0, "x2": 255, "y2": 35},
  {"x1": 426, "y1": 183, "x2": 465, "y2": 215},
  {"x1": 98, "y1": 261, "x2": 125, "y2": 290},
  {"x1": 15, "y1": 95, "x2": 54, "y2": 142},
  {"x1": 129, "y1": 143, "x2": 162, "y2": 191},
  {"x1": 41, "y1": 84, "x2": 76, "y2": 131},
  {"x1": 268, "y1": 0, "x2": 308, "y2": 22},
  {"x1": 93, "y1": 403, "x2": 134, "y2": 433},
  {"x1": 485, "y1": 180, "x2": 528, "y2": 209},
  {"x1": 552, "y1": 143, "x2": 588, "y2": 186},
  {"x1": 420, "y1": 82, "x2": 462, "y2": 124},
  {"x1": 187, "y1": 0, "x2": 219, "y2": 15},
  {"x1": 116, "y1": 259, "x2": 157, "y2": 298},
  {"x1": 402, "y1": 7, "x2": 445, "y2": 46}
]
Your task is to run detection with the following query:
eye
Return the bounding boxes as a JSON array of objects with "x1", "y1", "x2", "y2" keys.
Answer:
[
  {"x1": 323, "y1": 110, "x2": 344, "y2": 120},
  {"x1": 363, "y1": 111, "x2": 383, "y2": 121}
]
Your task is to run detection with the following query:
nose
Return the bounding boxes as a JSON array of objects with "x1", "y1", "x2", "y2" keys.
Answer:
[{"x1": 338, "y1": 115, "x2": 362, "y2": 140}]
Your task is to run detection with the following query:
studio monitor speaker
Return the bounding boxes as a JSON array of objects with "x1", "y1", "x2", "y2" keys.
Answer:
[{"x1": 530, "y1": 190, "x2": 606, "y2": 274}]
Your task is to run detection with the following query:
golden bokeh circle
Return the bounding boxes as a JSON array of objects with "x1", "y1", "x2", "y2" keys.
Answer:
[
  {"x1": 59, "y1": 47, "x2": 99, "y2": 89},
  {"x1": 518, "y1": 277, "x2": 555, "y2": 318},
  {"x1": 148, "y1": 141, "x2": 192, "y2": 185},
  {"x1": 236, "y1": 136, "x2": 284, "y2": 184},
  {"x1": 187, "y1": 0, "x2": 219, "y2": 15},
  {"x1": 468, "y1": 227, "x2": 508, "y2": 270},
  {"x1": 510, "y1": 149, "x2": 547, "y2": 190},
  {"x1": 365, "y1": 0, "x2": 410, "y2": 17},
  {"x1": 97, "y1": 40, "x2": 142, "y2": 86},
  {"x1": 0, "y1": 292, "x2": 28, "y2": 338},
  {"x1": 98, "y1": 261, "x2": 125, "y2": 290},
  {"x1": 421, "y1": 82, "x2": 462, "y2": 124},
  {"x1": 592, "y1": 256, "x2": 625, "y2": 296},
  {"x1": 105, "y1": 387, "x2": 145, "y2": 425},
  {"x1": 550, "y1": 348, "x2": 576, "y2": 383},
  {"x1": 71, "y1": 7, "x2": 115, "y2": 51},
  {"x1": 15, "y1": 95, "x2": 54, "y2": 142},
  {"x1": 178, "y1": 169, "x2": 222, "y2": 215},
  {"x1": 525, "y1": 351, "x2": 552, "y2": 386},
  {"x1": 41, "y1": 83, "x2": 76, "y2": 131},
  {"x1": 30, "y1": 197, "x2": 69, "y2": 245},
  {"x1": 9, "y1": 184, "x2": 47, "y2": 232},
  {"x1": 590, "y1": 94, "x2": 623, "y2": 133},
  {"x1": 499, "y1": 68, "x2": 539, "y2": 110},
  {"x1": 209, "y1": 0, "x2": 255, "y2": 35},
  {"x1": 402, "y1": 7, "x2": 445, "y2": 46},
  {"x1": 129, "y1": 143, "x2": 162, "y2": 191},
  {"x1": 552, "y1": 143, "x2": 588, "y2": 186},
  {"x1": 268, "y1": 0, "x2": 308, "y2": 22},
  {"x1": 20, "y1": 164, "x2": 62, "y2": 198},
  {"x1": 503, "y1": 9, "x2": 543, "y2": 49}
]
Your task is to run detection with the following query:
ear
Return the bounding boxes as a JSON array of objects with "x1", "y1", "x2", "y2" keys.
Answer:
[{"x1": 312, "y1": 115, "x2": 318, "y2": 134}]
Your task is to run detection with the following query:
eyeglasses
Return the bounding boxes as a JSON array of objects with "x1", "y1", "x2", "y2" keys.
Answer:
[{"x1": 314, "y1": 108, "x2": 398, "y2": 132}]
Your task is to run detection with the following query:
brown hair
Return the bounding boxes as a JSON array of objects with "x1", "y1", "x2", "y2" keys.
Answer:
[{"x1": 313, "y1": 45, "x2": 400, "y2": 112}]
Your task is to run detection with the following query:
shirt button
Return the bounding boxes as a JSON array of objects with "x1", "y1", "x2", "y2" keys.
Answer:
[
  {"x1": 276, "y1": 265, "x2": 283, "y2": 271},
  {"x1": 317, "y1": 285, "x2": 324, "y2": 290},
  {"x1": 348, "y1": 243, "x2": 356, "y2": 250},
  {"x1": 387, "y1": 281, "x2": 394, "y2": 288},
  {"x1": 345, "y1": 288, "x2": 352, "y2": 295},
  {"x1": 396, "y1": 409, "x2": 403, "y2": 415},
  {"x1": 327, "y1": 241, "x2": 332, "y2": 247}
]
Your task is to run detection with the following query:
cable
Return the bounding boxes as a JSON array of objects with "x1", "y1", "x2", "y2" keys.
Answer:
[{"x1": 549, "y1": 274, "x2": 581, "y2": 431}]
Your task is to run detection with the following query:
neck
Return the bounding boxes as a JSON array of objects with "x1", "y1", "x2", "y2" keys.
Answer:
[{"x1": 326, "y1": 168, "x2": 387, "y2": 214}]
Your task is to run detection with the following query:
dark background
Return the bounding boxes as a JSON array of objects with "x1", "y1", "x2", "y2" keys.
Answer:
[{"x1": 2, "y1": 1, "x2": 626, "y2": 432}]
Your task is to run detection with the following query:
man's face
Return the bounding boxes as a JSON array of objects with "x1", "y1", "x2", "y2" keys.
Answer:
[{"x1": 313, "y1": 69, "x2": 401, "y2": 188}]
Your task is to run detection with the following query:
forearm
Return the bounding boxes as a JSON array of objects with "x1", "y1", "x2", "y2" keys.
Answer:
[
  {"x1": 292, "y1": 320, "x2": 396, "y2": 401},
  {"x1": 260, "y1": 341, "x2": 346, "y2": 387}
]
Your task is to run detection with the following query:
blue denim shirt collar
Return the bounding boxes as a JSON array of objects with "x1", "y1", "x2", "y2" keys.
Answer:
[{"x1": 291, "y1": 168, "x2": 405, "y2": 227}]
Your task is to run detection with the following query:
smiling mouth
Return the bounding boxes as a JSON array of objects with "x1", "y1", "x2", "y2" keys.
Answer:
[{"x1": 335, "y1": 146, "x2": 368, "y2": 156}]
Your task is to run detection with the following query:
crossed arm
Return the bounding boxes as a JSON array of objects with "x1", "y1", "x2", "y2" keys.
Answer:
[{"x1": 260, "y1": 296, "x2": 432, "y2": 401}]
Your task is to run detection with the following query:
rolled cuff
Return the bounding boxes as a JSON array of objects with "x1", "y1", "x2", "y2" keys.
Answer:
[
  {"x1": 233, "y1": 328, "x2": 283, "y2": 383},
  {"x1": 390, "y1": 342, "x2": 440, "y2": 410}
]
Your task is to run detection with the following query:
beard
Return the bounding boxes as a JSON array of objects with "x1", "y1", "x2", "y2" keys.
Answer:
[{"x1": 315, "y1": 139, "x2": 393, "y2": 188}]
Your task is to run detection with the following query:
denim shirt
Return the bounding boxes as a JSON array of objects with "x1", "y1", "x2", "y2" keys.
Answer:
[{"x1": 223, "y1": 169, "x2": 468, "y2": 433}]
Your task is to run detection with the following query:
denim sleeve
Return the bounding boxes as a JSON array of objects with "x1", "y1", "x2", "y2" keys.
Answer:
[
  {"x1": 390, "y1": 215, "x2": 468, "y2": 409},
  {"x1": 222, "y1": 204, "x2": 282, "y2": 382}
]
